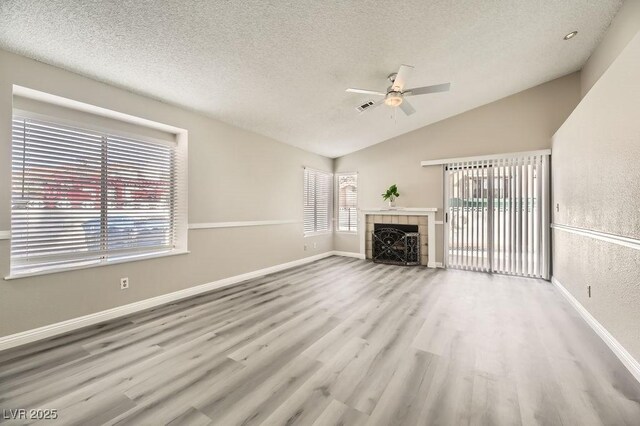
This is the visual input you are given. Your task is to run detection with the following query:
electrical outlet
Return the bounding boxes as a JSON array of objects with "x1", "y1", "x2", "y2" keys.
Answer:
[
  {"x1": 587, "y1": 285, "x2": 591, "y2": 298},
  {"x1": 120, "y1": 277, "x2": 129, "y2": 290},
  {"x1": 556, "y1": 203, "x2": 560, "y2": 212},
  {"x1": 313, "y1": 242, "x2": 317, "y2": 249},
  {"x1": 304, "y1": 244, "x2": 308, "y2": 251}
]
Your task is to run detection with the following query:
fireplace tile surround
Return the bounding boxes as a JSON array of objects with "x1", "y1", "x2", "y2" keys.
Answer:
[{"x1": 358, "y1": 208, "x2": 437, "y2": 268}]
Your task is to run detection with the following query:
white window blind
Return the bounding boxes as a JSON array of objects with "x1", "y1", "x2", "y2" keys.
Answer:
[
  {"x1": 303, "y1": 168, "x2": 332, "y2": 234},
  {"x1": 337, "y1": 173, "x2": 357, "y2": 232},
  {"x1": 445, "y1": 153, "x2": 550, "y2": 279},
  {"x1": 10, "y1": 116, "x2": 178, "y2": 276}
]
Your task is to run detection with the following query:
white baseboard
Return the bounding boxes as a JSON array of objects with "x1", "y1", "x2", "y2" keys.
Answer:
[
  {"x1": 0, "y1": 251, "x2": 352, "y2": 352},
  {"x1": 552, "y1": 276, "x2": 640, "y2": 383},
  {"x1": 332, "y1": 251, "x2": 366, "y2": 259}
]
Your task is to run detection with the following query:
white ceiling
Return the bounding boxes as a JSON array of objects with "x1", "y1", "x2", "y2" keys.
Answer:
[{"x1": 0, "y1": 1, "x2": 622, "y2": 158}]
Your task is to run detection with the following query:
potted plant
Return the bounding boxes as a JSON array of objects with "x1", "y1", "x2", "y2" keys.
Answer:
[{"x1": 382, "y1": 184, "x2": 400, "y2": 208}]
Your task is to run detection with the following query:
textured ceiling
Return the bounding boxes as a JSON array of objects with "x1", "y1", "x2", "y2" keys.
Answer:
[{"x1": 0, "y1": 1, "x2": 622, "y2": 158}]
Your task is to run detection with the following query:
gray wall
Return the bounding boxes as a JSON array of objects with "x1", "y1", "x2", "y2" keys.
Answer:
[
  {"x1": 581, "y1": 0, "x2": 640, "y2": 97},
  {"x1": 0, "y1": 49, "x2": 333, "y2": 337},
  {"x1": 552, "y1": 32, "x2": 640, "y2": 361},
  {"x1": 334, "y1": 73, "x2": 581, "y2": 263}
]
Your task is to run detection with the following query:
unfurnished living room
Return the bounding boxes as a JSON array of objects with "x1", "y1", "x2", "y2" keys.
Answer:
[{"x1": 0, "y1": 1, "x2": 639, "y2": 425}]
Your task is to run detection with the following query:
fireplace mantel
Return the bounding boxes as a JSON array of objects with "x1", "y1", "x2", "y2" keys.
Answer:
[
  {"x1": 358, "y1": 208, "x2": 437, "y2": 268},
  {"x1": 360, "y1": 207, "x2": 437, "y2": 215}
]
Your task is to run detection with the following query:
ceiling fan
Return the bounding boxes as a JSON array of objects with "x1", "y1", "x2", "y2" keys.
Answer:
[{"x1": 346, "y1": 65, "x2": 450, "y2": 116}]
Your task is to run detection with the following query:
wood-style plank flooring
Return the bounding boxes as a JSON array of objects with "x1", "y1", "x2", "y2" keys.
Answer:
[{"x1": 1, "y1": 256, "x2": 639, "y2": 425}]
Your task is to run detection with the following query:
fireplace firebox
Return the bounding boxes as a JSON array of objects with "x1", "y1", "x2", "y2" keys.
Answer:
[{"x1": 372, "y1": 223, "x2": 420, "y2": 266}]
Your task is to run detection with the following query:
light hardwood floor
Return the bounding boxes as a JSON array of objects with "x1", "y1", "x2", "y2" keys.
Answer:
[{"x1": 1, "y1": 256, "x2": 639, "y2": 425}]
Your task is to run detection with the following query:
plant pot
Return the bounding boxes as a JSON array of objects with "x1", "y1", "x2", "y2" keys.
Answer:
[{"x1": 388, "y1": 199, "x2": 396, "y2": 208}]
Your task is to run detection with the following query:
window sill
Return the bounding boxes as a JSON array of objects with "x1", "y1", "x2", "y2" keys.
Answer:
[
  {"x1": 5, "y1": 249, "x2": 190, "y2": 280},
  {"x1": 335, "y1": 230, "x2": 358, "y2": 234}
]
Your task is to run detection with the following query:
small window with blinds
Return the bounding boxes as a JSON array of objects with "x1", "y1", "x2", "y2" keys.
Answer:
[
  {"x1": 303, "y1": 168, "x2": 332, "y2": 235},
  {"x1": 10, "y1": 116, "x2": 179, "y2": 276},
  {"x1": 336, "y1": 173, "x2": 357, "y2": 232}
]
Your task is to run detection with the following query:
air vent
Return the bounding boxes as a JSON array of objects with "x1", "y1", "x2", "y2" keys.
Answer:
[{"x1": 356, "y1": 101, "x2": 374, "y2": 113}]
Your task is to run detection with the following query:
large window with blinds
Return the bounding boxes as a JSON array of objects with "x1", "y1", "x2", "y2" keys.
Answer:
[
  {"x1": 10, "y1": 115, "x2": 180, "y2": 276},
  {"x1": 336, "y1": 173, "x2": 357, "y2": 232},
  {"x1": 303, "y1": 168, "x2": 332, "y2": 235}
]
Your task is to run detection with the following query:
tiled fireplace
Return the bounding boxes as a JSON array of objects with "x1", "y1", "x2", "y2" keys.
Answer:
[{"x1": 358, "y1": 208, "x2": 437, "y2": 268}]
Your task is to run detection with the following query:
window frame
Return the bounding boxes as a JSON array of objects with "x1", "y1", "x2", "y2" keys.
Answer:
[
  {"x1": 303, "y1": 167, "x2": 333, "y2": 237},
  {"x1": 6, "y1": 98, "x2": 188, "y2": 279},
  {"x1": 335, "y1": 172, "x2": 358, "y2": 233}
]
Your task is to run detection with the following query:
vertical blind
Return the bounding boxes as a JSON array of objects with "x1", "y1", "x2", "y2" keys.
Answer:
[
  {"x1": 11, "y1": 116, "x2": 177, "y2": 276},
  {"x1": 303, "y1": 167, "x2": 332, "y2": 234},
  {"x1": 445, "y1": 153, "x2": 550, "y2": 278},
  {"x1": 337, "y1": 173, "x2": 357, "y2": 232}
]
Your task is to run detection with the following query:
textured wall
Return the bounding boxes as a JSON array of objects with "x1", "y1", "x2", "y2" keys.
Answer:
[
  {"x1": 334, "y1": 73, "x2": 581, "y2": 262},
  {"x1": 553, "y1": 232, "x2": 640, "y2": 359},
  {"x1": 581, "y1": 0, "x2": 640, "y2": 97},
  {"x1": 0, "y1": 49, "x2": 333, "y2": 337},
  {"x1": 552, "y1": 32, "x2": 640, "y2": 361}
]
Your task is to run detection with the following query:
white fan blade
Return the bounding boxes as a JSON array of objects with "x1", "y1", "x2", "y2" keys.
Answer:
[
  {"x1": 404, "y1": 83, "x2": 451, "y2": 96},
  {"x1": 346, "y1": 88, "x2": 386, "y2": 96},
  {"x1": 399, "y1": 99, "x2": 416, "y2": 116},
  {"x1": 392, "y1": 64, "x2": 414, "y2": 91}
]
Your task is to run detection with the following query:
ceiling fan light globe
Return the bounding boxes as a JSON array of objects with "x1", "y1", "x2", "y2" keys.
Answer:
[{"x1": 384, "y1": 92, "x2": 403, "y2": 107}]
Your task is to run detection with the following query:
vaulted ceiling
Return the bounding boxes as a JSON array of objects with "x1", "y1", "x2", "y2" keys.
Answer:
[{"x1": 0, "y1": 1, "x2": 622, "y2": 157}]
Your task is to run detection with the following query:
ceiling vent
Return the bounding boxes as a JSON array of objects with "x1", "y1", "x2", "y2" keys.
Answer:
[{"x1": 356, "y1": 101, "x2": 375, "y2": 112}]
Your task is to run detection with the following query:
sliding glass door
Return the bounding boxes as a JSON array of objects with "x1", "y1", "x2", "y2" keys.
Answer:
[{"x1": 444, "y1": 153, "x2": 550, "y2": 278}]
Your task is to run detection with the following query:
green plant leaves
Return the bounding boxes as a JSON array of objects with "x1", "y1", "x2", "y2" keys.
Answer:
[{"x1": 382, "y1": 184, "x2": 400, "y2": 200}]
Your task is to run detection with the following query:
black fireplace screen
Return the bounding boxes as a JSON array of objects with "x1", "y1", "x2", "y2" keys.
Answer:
[{"x1": 372, "y1": 227, "x2": 420, "y2": 266}]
